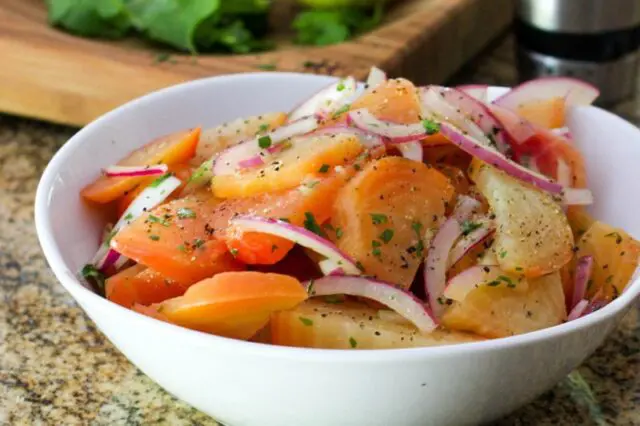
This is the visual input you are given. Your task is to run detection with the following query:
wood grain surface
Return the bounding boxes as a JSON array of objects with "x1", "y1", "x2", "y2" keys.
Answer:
[{"x1": 0, "y1": 0, "x2": 513, "y2": 126}]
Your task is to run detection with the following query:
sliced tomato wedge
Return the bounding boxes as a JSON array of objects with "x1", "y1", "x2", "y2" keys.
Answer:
[{"x1": 81, "y1": 128, "x2": 200, "y2": 204}]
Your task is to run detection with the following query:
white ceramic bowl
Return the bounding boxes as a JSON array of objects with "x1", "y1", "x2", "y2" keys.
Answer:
[{"x1": 35, "y1": 73, "x2": 640, "y2": 426}]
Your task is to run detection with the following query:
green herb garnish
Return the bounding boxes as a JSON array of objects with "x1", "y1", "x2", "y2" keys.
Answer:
[
  {"x1": 332, "y1": 104, "x2": 351, "y2": 118},
  {"x1": 335, "y1": 227, "x2": 343, "y2": 239},
  {"x1": 258, "y1": 135, "x2": 272, "y2": 149},
  {"x1": 193, "y1": 238, "x2": 205, "y2": 248},
  {"x1": 349, "y1": 337, "x2": 358, "y2": 348},
  {"x1": 421, "y1": 119, "x2": 440, "y2": 135},
  {"x1": 148, "y1": 214, "x2": 169, "y2": 226},
  {"x1": 370, "y1": 213, "x2": 388, "y2": 225},
  {"x1": 230, "y1": 247, "x2": 238, "y2": 257},
  {"x1": 336, "y1": 81, "x2": 345, "y2": 91},
  {"x1": 177, "y1": 207, "x2": 196, "y2": 219},
  {"x1": 149, "y1": 234, "x2": 160, "y2": 241},
  {"x1": 299, "y1": 317, "x2": 314, "y2": 326},
  {"x1": 318, "y1": 164, "x2": 330, "y2": 173},
  {"x1": 303, "y1": 212, "x2": 324, "y2": 236},
  {"x1": 379, "y1": 229, "x2": 394, "y2": 244},
  {"x1": 81, "y1": 264, "x2": 106, "y2": 295},
  {"x1": 461, "y1": 220, "x2": 482, "y2": 236},
  {"x1": 150, "y1": 172, "x2": 172, "y2": 188}
]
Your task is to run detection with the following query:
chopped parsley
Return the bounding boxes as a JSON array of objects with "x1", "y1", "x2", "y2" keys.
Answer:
[
  {"x1": 123, "y1": 213, "x2": 134, "y2": 221},
  {"x1": 372, "y1": 240, "x2": 382, "y2": 257},
  {"x1": 499, "y1": 249, "x2": 507, "y2": 259},
  {"x1": 258, "y1": 135, "x2": 272, "y2": 149},
  {"x1": 177, "y1": 207, "x2": 196, "y2": 219},
  {"x1": 410, "y1": 221, "x2": 425, "y2": 258},
  {"x1": 307, "y1": 279, "x2": 315, "y2": 295},
  {"x1": 230, "y1": 247, "x2": 239, "y2": 257},
  {"x1": 177, "y1": 244, "x2": 187, "y2": 252},
  {"x1": 193, "y1": 238, "x2": 205, "y2": 248},
  {"x1": 498, "y1": 275, "x2": 515, "y2": 288},
  {"x1": 370, "y1": 213, "x2": 388, "y2": 225},
  {"x1": 349, "y1": 337, "x2": 358, "y2": 348},
  {"x1": 149, "y1": 234, "x2": 160, "y2": 241},
  {"x1": 150, "y1": 172, "x2": 172, "y2": 188},
  {"x1": 303, "y1": 212, "x2": 324, "y2": 236},
  {"x1": 271, "y1": 244, "x2": 278, "y2": 252},
  {"x1": 379, "y1": 229, "x2": 394, "y2": 244},
  {"x1": 461, "y1": 220, "x2": 482, "y2": 236},
  {"x1": 318, "y1": 164, "x2": 330, "y2": 173},
  {"x1": 148, "y1": 215, "x2": 169, "y2": 226},
  {"x1": 421, "y1": 119, "x2": 440, "y2": 135},
  {"x1": 335, "y1": 227, "x2": 343, "y2": 239},
  {"x1": 257, "y1": 123, "x2": 269, "y2": 134},
  {"x1": 81, "y1": 264, "x2": 105, "y2": 295},
  {"x1": 299, "y1": 317, "x2": 314, "y2": 326},
  {"x1": 411, "y1": 221, "x2": 423, "y2": 234},
  {"x1": 487, "y1": 280, "x2": 501, "y2": 287},
  {"x1": 336, "y1": 81, "x2": 346, "y2": 91},
  {"x1": 332, "y1": 103, "x2": 350, "y2": 118},
  {"x1": 355, "y1": 261, "x2": 365, "y2": 272}
]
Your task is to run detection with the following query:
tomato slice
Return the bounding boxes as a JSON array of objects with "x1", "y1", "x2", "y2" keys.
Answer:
[{"x1": 81, "y1": 128, "x2": 200, "y2": 203}]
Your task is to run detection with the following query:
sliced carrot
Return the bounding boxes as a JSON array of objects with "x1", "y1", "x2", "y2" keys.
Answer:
[
  {"x1": 350, "y1": 78, "x2": 422, "y2": 124},
  {"x1": 106, "y1": 264, "x2": 192, "y2": 308},
  {"x1": 211, "y1": 133, "x2": 364, "y2": 199},
  {"x1": 223, "y1": 149, "x2": 385, "y2": 265},
  {"x1": 111, "y1": 195, "x2": 245, "y2": 283},
  {"x1": 156, "y1": 271, "x2": 308, "y2": 340},
  {"x1": 81, "y1": 128, "x2": 200, "y2": 204}
]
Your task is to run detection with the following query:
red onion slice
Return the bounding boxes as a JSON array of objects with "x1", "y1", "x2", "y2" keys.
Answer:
[
  {"x1": 424, "y1": 217, "x2": 463, "y2": 316},
  {"x1": 444, "y1": 265, "x2": 516, "y2": 302},
  {"x1": 452, "y1": 195, "x2": 482, "y2": 223},
  {"x1": 489, "y1": 104, "x2": 537, "y2": 147},
  {"x1": 567, "y1": 299, "x2": 589, "y2": 321},
  {"x1": 366, "y1": 66, "x2": 387, "y2": 89},
  {"x1": 213, "y1": 116, "x2": 318, "y2": 175},
  {"x1": 419, "y1": 87, "x2": 491, "y2": 145},
  {"x1": 113, "y1": 175, "x2": 182, "y2": 232},
  {"x1": 439, "y1": 122, "x2": 564, "y2": 194},
  {"x1": 456, "y1": 84, "x2": 489, "y2": 102},
  {"x1": 318, "y1": 259, "x2": 346, "y2": 276},
  {"x1": 305, "y1": 276, "x2": 437, "y2": 333},
  {"x1": 493, "y1": 77, "x2": 599, "y2": 110},
  {"x1": 438, "y1": 87, "x2": 513, "y2": 155},
  {"x1": 447, "y1": 220, "x2": 495, "y2": 268},
  {"x1": 95, "y1": 248, "x2": 121, "y2": 273},
  {"x1": 103, "y1": 164, "x2": 168, "y2": 177},
  {"x1": 571, "y1": 256, "x2": 594, "y2": 310},
  {"x1": 230, "y1": 216, "x2": 361, "y2": 275},
  {"x1": 347, "y1": 109, "x2": 426, "y2": 143},
  {"x1": 289, "y1": 77, "x2": 357, "y2": 122},
  {"x1": 397, "y1": 141, "x2": 423, "y2": 161}
]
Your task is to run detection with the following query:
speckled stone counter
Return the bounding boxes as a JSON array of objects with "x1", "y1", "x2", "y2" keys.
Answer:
[{"x1": 1, "y1": 36, "x2": 640, "y2": 425}]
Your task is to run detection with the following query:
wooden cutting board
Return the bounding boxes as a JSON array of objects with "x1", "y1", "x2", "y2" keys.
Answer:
[{"x1": 0, "y1": 0, "x2": 513, "y2": 127}]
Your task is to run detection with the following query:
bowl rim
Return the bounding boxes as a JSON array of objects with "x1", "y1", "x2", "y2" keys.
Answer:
[{"x1": 35, "y1": 72, "x2": 640, "y2": 361}]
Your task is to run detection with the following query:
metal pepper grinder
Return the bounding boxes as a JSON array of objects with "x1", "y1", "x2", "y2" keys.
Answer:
[{"x1": 515, "y1": 0, "x2": 640, "y2": 104}]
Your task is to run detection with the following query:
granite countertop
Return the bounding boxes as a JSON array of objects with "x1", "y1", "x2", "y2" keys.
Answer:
[{"x1": 1, "y1": 35, "x2": 639, "y2": 425}]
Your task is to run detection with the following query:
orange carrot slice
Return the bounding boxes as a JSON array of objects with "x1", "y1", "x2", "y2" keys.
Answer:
[
  {"x1": 156, "y1": 271, "x2": 308, "y2": 339},
  {"x1": 81, "y1": 128, "x2": 200, "y2": 204}
]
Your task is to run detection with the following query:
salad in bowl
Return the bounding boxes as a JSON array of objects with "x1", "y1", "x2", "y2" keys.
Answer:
[{"x1": 77, "y1": 68, "x2": 639, "y2": 350}]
